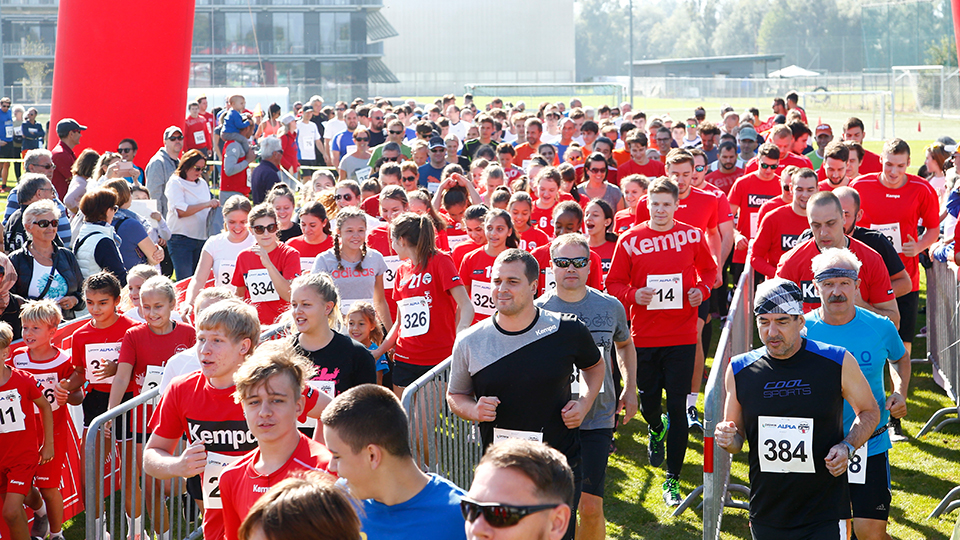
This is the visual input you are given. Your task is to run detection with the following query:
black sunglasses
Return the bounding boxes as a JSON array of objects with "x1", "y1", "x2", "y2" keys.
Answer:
[
  {"x1": 252, "y1": 223, "x2": 279, "y2": 234},
  {"x1": 117, "y1": 148, "x2": 134, "y2": 154},
  {"x1": 389, "y1": 130, "x2": 404, "y2": 135},
  {"x1": 553, "y1": 256, "x2": 590, "y2": 268},
  {"x1": 760, "y1": 162, "x2": 778, "y2": 170},
  {"x1": 460, "y1": 498, "x2": 558, "y2": 528},
  {"x1": 401, "y1": 175, "x2": 417, "y2": 182},
  {"x1": 32, "y1": 219, "x2": 56, "y2": 229},
  {"x1": 335, "y1": 194, "x2": 355, "y2": 201},
  {"x1": 167, "y1": 135, "x2": 184, "y2": 141},
  {"x1": 588, "y1": 167, "x2": 606, "y2": 174},
  {"x1": 354, "y1": 137, "x2": 369, "y2": 142}
]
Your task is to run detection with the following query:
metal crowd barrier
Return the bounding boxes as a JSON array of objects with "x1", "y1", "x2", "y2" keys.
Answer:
[
  {"x1": 919, "y1": 261, "x2": 960, "y2": 518},
  {"x1": 401, "y1": 359, "x2": 483, "y2": 489},
  {"x1": 673, "y1": 263, "x2": 755, "y2": 538},
  {"x1": 85, "y1": 387, "x2": 201, "y2": 540}
]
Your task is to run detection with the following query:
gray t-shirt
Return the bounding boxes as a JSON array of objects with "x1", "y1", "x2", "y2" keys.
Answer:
[
  {"x1": 578, "y1": 182, "x2": 624, "y2": 211},
  {"x1": 312, "y1": 247, "x2": 388, "y2": 312},
  {"x1": 535, "y1": 288, "x2": 629, "y2": 430}
]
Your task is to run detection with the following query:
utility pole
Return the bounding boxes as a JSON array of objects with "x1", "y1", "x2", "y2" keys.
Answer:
[{"x1": 628, "y1": 0, "x2": 634, "y2": 106}]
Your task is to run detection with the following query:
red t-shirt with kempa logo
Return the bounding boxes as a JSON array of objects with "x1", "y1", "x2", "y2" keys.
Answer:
[
  {"x1": 776, "y1": 237, "x2": 894, "y2": 312},
  {"x1": 849, "y1": 173, "x2": 940, "y2": 293},
  {"x1": 757, "y1": 196, "x2": 788, "y2": 224},
  {"x1": 606, "y1": 221, "x2": 718, "y2": 347},
  {"x1": 704, "y1": 167, "x2": 744, "y2": 195},
  {"x1": 728, "y1": 172, "x2": 783, "y2": 264},
  {"x1": 750, "y1": 205, "x2": 810, "y2": 278},
  {"x1": 634, "y1": 187, "x2": 719, "y2": 234},
  {"x1": 694, "y1": 181, "x2": 734, "y2": 224}
]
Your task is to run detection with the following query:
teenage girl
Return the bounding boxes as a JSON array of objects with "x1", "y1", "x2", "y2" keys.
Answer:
[
  {"x1": 285, "y1": 200, "x2": 333, "y2": 274},
  {"x1": 584, "y1": 198, "x2": 619, "y2": 283},
  {"x1": 458, "y1": 209, "x2": 519, "y2": 324},
  {"x1": 508, "y1": 191, "x2": 549, "y2": 252}
]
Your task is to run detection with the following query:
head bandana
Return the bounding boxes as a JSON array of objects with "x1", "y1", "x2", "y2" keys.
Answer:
[
  {"x1": 814, "y1": 267, "x2": 859, "y2": 282},
  {"x1": 754, "y1": 277, "x2": 804, "y2": 316}
]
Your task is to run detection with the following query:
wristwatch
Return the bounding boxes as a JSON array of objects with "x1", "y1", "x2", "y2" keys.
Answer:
[{"x1": 841, "y1": 440, "x2": 857, "y2": 460}]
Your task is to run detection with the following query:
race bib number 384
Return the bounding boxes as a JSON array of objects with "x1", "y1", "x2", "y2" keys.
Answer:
[{"x1": 758, "y1": 416, "x2": 814, "y2": 473}]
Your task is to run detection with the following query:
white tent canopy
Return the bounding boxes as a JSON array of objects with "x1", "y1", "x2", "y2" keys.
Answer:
[{"x1": 768, "y1": 65, "x2": 820, "y2": 78}]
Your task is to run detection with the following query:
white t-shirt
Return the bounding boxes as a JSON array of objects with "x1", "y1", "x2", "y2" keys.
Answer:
[
  {"x1": 165, "y1": 176, "x2": 212, "y2": 240},
  {"x1": 201, "y1": 231, "x2": 256, "y2": 289},
  {"x1": 297, "y1": 121, "x2": 321, "y2": 161},
  {"x1": 448, "y1": 121, "x2": 471, "y2": 149},
  {"x1": 540, "y1": 132, "x2": 560, "y2": 145},
  {"x1": 158, "y1": 344, "x2": 200, "y2": 394},
  {"x1": 28, "y1": 259, "x2": 69, "y2": 300},
  {"x1": 323, "y1": 118, "x2": 347, "y2": 141}
]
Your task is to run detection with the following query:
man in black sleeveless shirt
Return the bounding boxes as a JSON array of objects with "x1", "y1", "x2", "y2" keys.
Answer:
[{"x1": 715, "y1": 278, "x2": 879, "y2": 540}]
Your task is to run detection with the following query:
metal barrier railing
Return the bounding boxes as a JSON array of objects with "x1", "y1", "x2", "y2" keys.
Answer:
[
  {"x1": 84, "y1": 387, "x2": 201, "y2": 540},
  {"x1": 673, "y1": 263, "x2": 755, "y2": 537},
  {"x1": 919, "y1": 261, "x2": 960, "y2": 518},
  {"x1": 400, "y1": 359, "x2": 482, "y2": 489}
]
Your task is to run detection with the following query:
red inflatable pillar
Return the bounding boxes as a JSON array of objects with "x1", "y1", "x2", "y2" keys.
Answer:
[{"x1": 49, "y1": 0, "x2": 196, "y2": 169}]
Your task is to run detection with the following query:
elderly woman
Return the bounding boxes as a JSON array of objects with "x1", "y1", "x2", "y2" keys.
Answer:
[
  {"x1": 74, "y1": 188, "x2": 127, "y2": 285},
  {"x1": 102, "y1": 178, "x2": 163, "y2": 271},
  {"x1": 8, "y1": 199, "x2": 85, "y2": 319},
  {"x1": 165, "y1": 149, "x2": 219, "y2": 280},
  {"x1": 338, "y1": 126, "x2": 372, "y2": 181},
  {"x1": 4, "y1": 173, "x2": 58, "y2": 253}
]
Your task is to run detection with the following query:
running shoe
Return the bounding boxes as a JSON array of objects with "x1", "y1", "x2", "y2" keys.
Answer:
[
  {"x1": 29, "y1": 513, "x2": 49, "y2": 539},
  {"x1": 662, "y1": 478, "x2": 682, "y2": 507},
  {"x1": 687, "y1": 406, "x2": 703, "y2": 433},
  {"x1": 648, "y1": 413, "x2": 669, "y2": 467},
  {"x1": 889, "y1": 417, "x2": 907, "y2": 442}
]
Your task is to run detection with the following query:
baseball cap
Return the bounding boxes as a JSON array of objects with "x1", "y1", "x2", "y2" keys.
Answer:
[
  {"x1": 815, "y1": 124, "x2": 833, "y2": 137},
  {"x1": 737, "y1": 127, "x2": 758, "y2": 142},
  {"x1": 56, "y1": 118, "x2": 87, "y2": 135},
  {"x1": 280, "y1": 113, "x2": 296, "y2": 125},
  {"x1": 163, "y1": 126, "x2": 183, "y2": 139},
  {"x1": 428, "y1": 136, "x2": 445, "y2": 150},
  {"x1": 301, "y1": 105, "x2": 313, "y2": 113}
]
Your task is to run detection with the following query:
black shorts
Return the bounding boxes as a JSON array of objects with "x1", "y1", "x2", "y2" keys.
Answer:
[
  {"x1": 636, "y1": 345, "x2": 696, "y2": 399},
  {"x1": 849, "y1": 452, "x2": 891, "y2": 521},
  {"x1": 392, "y1": 361, "x2": 433, "y2": 388},
  {"x1": 186, "y1": 474, "x2": 202, "y2": 502},
  {"x1": 750, "y1": 520, "x2": 840, "y2": 540},
  {"x1": 698, "y1": 289, "x2": 713, "y2": 322},
  {"x1": 580, "y1": 428, "x2": 613, "y2": 498},
  {"x1": 896, "y1": 290, "x2": 919, "y2": 344},
  {"x1": 0, "y1": 143, "x2": 17, "y2": 159},
  {"x1": 82, "y1": 388, "x2": 111, "y2": 429},
  {"x1": 82, "y1": 389, "x2": 143, "y2": 442}
]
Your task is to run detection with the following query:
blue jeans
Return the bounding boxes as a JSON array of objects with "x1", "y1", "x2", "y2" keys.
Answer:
[{"x1": 168, "y1": 234, "x2": 205, "y2": 281}]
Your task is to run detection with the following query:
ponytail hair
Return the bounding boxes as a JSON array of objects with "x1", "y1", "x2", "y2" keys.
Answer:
[
  {"x1": 300, "y1": 200, "x2": 332, "y2": 236},
  {"x1": 587, "y1": 198, "x2": 619, "y2": 243},
  {"x1": 407, "y1": 189, "x2": 447, "y2": 232},
  {"x1": 483, "y1": 208, "x2": 519, "y2": 249},
  {"x1": 391, "y1": 212, "x2": 437, "y2": 271}
]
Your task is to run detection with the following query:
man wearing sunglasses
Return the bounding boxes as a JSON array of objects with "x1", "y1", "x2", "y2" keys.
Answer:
[
  {"x1": 368, "y1": 121, "x2": 411, "y2": 166},
  {"x1": 145, "y1": 126, "x2": 185, "y2": 217},
  {"x1": 463, "y1": 439, "x2": 574, "y2": 540},
  {"x1": 419, "y1": 136, "x2": 449, "y2": 194},
  {"x1": 3, "y1": 149, "x2": 73, "y2": 247},
  {"x1": 322, "y1": 384, "x2": 467, "y2": 540},
  {"x1": 50, "y1": 118, "x2": 86, "y2": 199},
  {"x1": 534, "y1": 234, "x2": 635, "y2": 540},
  {"x1": 728, "y1": 143, "x2": 783, "y2": 282},
  {"x1": 606, "y1": 177, "x2": 717, "y2": 508},
  {"x1": 449, "y1": 248, "x2": 603, "y2": 540}
]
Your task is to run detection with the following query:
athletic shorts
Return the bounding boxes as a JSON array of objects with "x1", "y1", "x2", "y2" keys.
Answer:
[
  {"x1": 0, "y1": 143, "x2": 17, "y2": 159},
  {"x1": 83, "y1": 389, "x2": 136, "y2": 441},
  {"x1": 580, "y1": 428, "x2": 613, "y2": 498},
  {"x1": 34, "y1": 446, "x2": 66, "y2": 489},
  {"x1": 750, "y1": 519, "x2": 840, "y2": 540},
  {"x1": 896, "y1": 290, "x2": 919, "y2": 344},
  {"x1": 697, "y1": 289, "x2": 713, "y2": 321},
  {"x1": 0, "y1": 461, "x2": 37, "y2": 495},
  {"x1": 636, "y1": 345, "x2": 696, "y2": 399},
  {"x1": 849, "y1": 452, "x2": 891, "y2": 521},
  {"x1": 392, "y1": 361, "x2": 433, "y2": 388},
  {"x1": 186, "y1": 474, "x2": 202, "y2": 502}
]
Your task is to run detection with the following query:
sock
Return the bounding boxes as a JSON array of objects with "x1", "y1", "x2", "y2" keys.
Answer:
[
  {"x1": 34, "y1": 500, "x2": 47, "y2": 517},
  {"x1": 687, "y1": 393, "x2": 698, "y2": 410},
  {"x1": 126, "y1": 514, "x2": 143, "y2": 536},
  {"x1": 50, "y1": 531, "x2": 64, "y2": 539},
  {"x1": 160, "y1": 530, "x2": 172, "y2": 540}
]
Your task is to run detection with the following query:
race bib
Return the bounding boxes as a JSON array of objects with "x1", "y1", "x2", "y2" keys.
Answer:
[
  {"x1": 571, "y1": 350, "x2": 606, "y2": 397},
  {"x1": 246, "y1": 269, "x2": 279, "y2": 303},
  {"x1": 447, "y1": 234, "x2": 470, "y2": 251},
  {"x1": 300, "y1": 257, "x2": 316, "y2": 274},
  {"x1": 870, "y1": 223, "x2": 902, "y2": 254},
  {"x1": 308, "y1": 379, "x2": 336, "y2": 398},
  {"x1": 13, "y1": 126, "x2": 22, "y2": 137},
  {"x1": 471, "y1": 280, "x2": 496, "y2": 316},
  {"x1": 216, "y1": 261, "x2": 236, "y2": 286},
  {"x1": 142, "y1": 365, "x2": 164, "y2": 395},
  {"x1": 193, "y1": 131, "x2": 206, "y2": 145},
  {"x1": 85, "y1": 343, "x2": 120, "y2": 385},
  {"x1": 847, "y1": 442, "x2": 868, "y2": 485},
  {"x1": 398, "y1": 296, "x2": 430, "y2": 338},
  {"x1": 427, "y1": 181, "x2": 441, "y2": 195},
  {"x1": 36, "y1": 374, "x2": 59, "y2": 412},
  {"x1": 4, "y1": 126, "x2": 12, "y2": 138},
  {"x1": 0, "y1": 389, "x2": 26, "y2": 433},
  {"x1": 383, "y1": 256, "x2": 401, "y2": 290},
  {"x1": 339, "y1": 298, "x2": 373, "y2": 316},
  {"x1": 647, "y1": 273, "x2": 683, "y2": 310},
  {"x1": 493, "y1": 427, "x2": 543, "y2": 444},
  {"x1": 544, "y1": 268, "x2": 556, "y2": 291},
  {"x1": 202, "y1": 452, "x2": 241, "y2": 510},
  {"x1": 355, "y1": 167, "x2": 372, "y2": 183},
  {"x1": 758, "y1": 416, "x2": 815, "y2": 473}
]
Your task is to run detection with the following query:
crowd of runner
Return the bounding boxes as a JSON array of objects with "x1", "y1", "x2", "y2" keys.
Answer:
[{"x1": 0, "y1": 90, "x2": 958, "y2": 540}]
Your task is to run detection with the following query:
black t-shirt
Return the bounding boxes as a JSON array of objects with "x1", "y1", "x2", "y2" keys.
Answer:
[
  {"x1": 368, "y1": 130, "x2": 386, "y2": 148},
  {"x1": 797, "y1": 226, "x2": 905, "y2": 277},
  {"x1": 732, "y1": 338, "x2": 849, "y2": 527},
  {"x1": 293, "y1": 331, "x2": 376, "y2": 396},
  {"x1": 450, "y1": 309, "x2": 601, "y2": 461},
  {"x1": 278, "y1": 223, "x2": 302, "y2": 243},
  {"x1": 309, "y1": 116, "x2": 327, "y2": 166}
]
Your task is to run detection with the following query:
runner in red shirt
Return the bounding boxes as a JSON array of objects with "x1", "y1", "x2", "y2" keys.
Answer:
[
  {"x1": 815, "y1": 141, "x2": 850, "y2": 191},
  {"x1": 756, "y1": 166, "x2": 796, "y2": 224},
  {"x1": 407, "y1": 189, "x2": 451, "y2": 252},
  {"x1": 848, "y1": 138, "x2": 940, "y2": 361},
  {"x1": 7, "y1": 302, "x2": 70, "y2": 540},
  {"x1": 728, "y1": 143, "x2": 783, "y2": 272},
  {"x1": 605, "y1": 177, "x2": 717, "y2": 507},
  {"x1": 371, "y1": 213, "x2": 473, "y2": 395},
  {"x1": 452, "y1": 205, "x2": 488, "y2": 268},
  {"x1": 285, "y1": 201, "x2": 333, "y2": 274},
  {"x1": 220, "y1": 343, "x2": 334, "y2": 540},
  {"x1": 460, "y1": 209, "x2": 519, "y2": 324},
  {"x1": 432, "y1": 172, "x2": 484, "y2": 254},
  {"x1": 530, "y1": 202, "x2": 604, "y2": 295},
  {"x1": 509, "y1": 192, "x2": 550, "y2": 252},
  {"x1": 367, "y1": 186, "x2": 410, "y2": 322},
  {"x1": 704, "y1": 141, "x2": 743, "y2": 194},
  {"x1": 776, "y1": 192, "x2": 899, "y2": 324},
  {"x1": 743, "y1": 125, "x2": 813, "y2": 175},
  {"x1": 614, "y1": 174, "x2": 649, "y2": 234},
  {"x1": 184, "y1": 102, "x2": 213, "y2": 157},
  {"x1": 532, "y1": 168, "x2": 563, "y2": 238},
  {"x1": 233, "y1": 204, "x2": 302, "y2": 326},
  {"x1": 144, "y1": 302, "x2": 327, "y2": 540},
  {"x1": 751, "y1": 168, "x2": 819, "y2": 278},
  {"x1": 618, "y1": 131, "x2": 666, "y2": 179},
  {"x1": 842, "y1": 118, "x2": 882, "y2": 174},
  {"x1": 584, "y1": 199, "x2": 618, "y2": 283}
]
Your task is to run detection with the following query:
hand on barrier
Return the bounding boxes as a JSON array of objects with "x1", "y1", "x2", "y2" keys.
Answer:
[
  {"x1": 635, "y1": 287, "x2": 655, "y2": 306},
  {"x1": 40, "y1": 442, "x2": 54, "y2": 465},
  {"x1": 886, "y1": 392, "x2": 907, "y2": 419},
  {"x1": 715, "y1": 421, "x2": 740, "y2": 451},
  {"x1": 824, "y1": 443, "x2": 848, "y2": 477},
  {"x1": 688, "y1": 288, "x2": 704, "y2": 307},
  {"x1": 178, "y1": 441, "x2": 208, "y2": 478},
  {"x1": 54, "y1": 380, "x2": 71, "y2": 406},
  {"x1": 474, "y1": 396, "x2": 500, "y2": 423},
  {"x1": 561, "y1": 399, "x2": 587, "y2": 429},
  {"x1": 617, "y1": 389, "x2": 638, "y2": 425}
]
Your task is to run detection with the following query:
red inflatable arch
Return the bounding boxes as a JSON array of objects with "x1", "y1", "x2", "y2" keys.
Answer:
[{"x1": 49, "y1": 0, "x2": 196, "y2": 169}]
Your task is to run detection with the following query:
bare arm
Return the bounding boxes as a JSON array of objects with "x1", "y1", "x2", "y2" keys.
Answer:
[
  {"x1": 450, "y1": 284, "x2": 475, "y2": 333},
  {"x1": 889, "y1": 270, "x2": 912, "y2": 298},
  {"x1": 373, "y1": 275, "x2": 393, "y2": 331},
  {"x1": 886, "y1": 351, "x2": 911, "y2": 419},
  {"x1": 719, "y1": 220, "x2": 734, "y2": 265},
  {"x1": 715, "y1": 363, "x2": 745, "y2": 454},
  {"x1": 186, "y1": 251, "x2": 216, "y2": 307},
  {"x1": 615, "y1": 338, "x2": 638, "y2": 424},
  {"x1": 107, "y1": 363, "x2": 134, "y2": 411},
  {"x1": 826, "y1": 352, "x2": 881, "y2": 476},
  {"x1": 144, "y1": 434, "x2": 206, "y2": 480},
  {"x1": 177, "y1": 200, "x2": 218, "y2": 218}
]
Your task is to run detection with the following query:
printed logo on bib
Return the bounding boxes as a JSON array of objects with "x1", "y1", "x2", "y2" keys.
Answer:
[
  {"x1": 493, "y1": 427, "x2": 543, "y2": 444},
  {"x1": 447, "y1": 234, "x2": 470, "y2": 251},
  {"x1": 217, "y1": 261, "x2": 236, "y2": 286},
  {"x1": 383, "y1": 256, "x2": 401, "y2": 290},
  {"x1": 245, "y1": 269, "x2": 279, "y2": 303},
  {"x1": 36, "y1": 374, "x2": 59, "y2": 412},
  {"x1": 0, "y1": 389, "x2": 26, "y2": 433},
  {"x1": 758, "y1": 416, "x2": 814, "y2": 473},
  {"x1": 847, "y1": 442, "x2": 868, "y2": 484},
  {"x1": 647, "y1": 273, "x2": 683, "y2": 310},
  {"x1": 202, "y1": 452, "x2": 241, "y2": 510},
  {"x1": 471, "y1": 281, "x2": 495, "y2": 316},
  {"x1": 869, "y1": 223, "x2": 902, "y2": 254},
  {"x1": 398, "y1": 296, "x2": 430, "y2": 337},
  {"x1": 299, "y1": 257, "x2": 316, "y2": 274},
  {"x1": 780, "y1": 234, "x2": 800, "y2": 251},
  {"x1": 85, "y1": 343, "x2": 121, "y2": 385}
]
